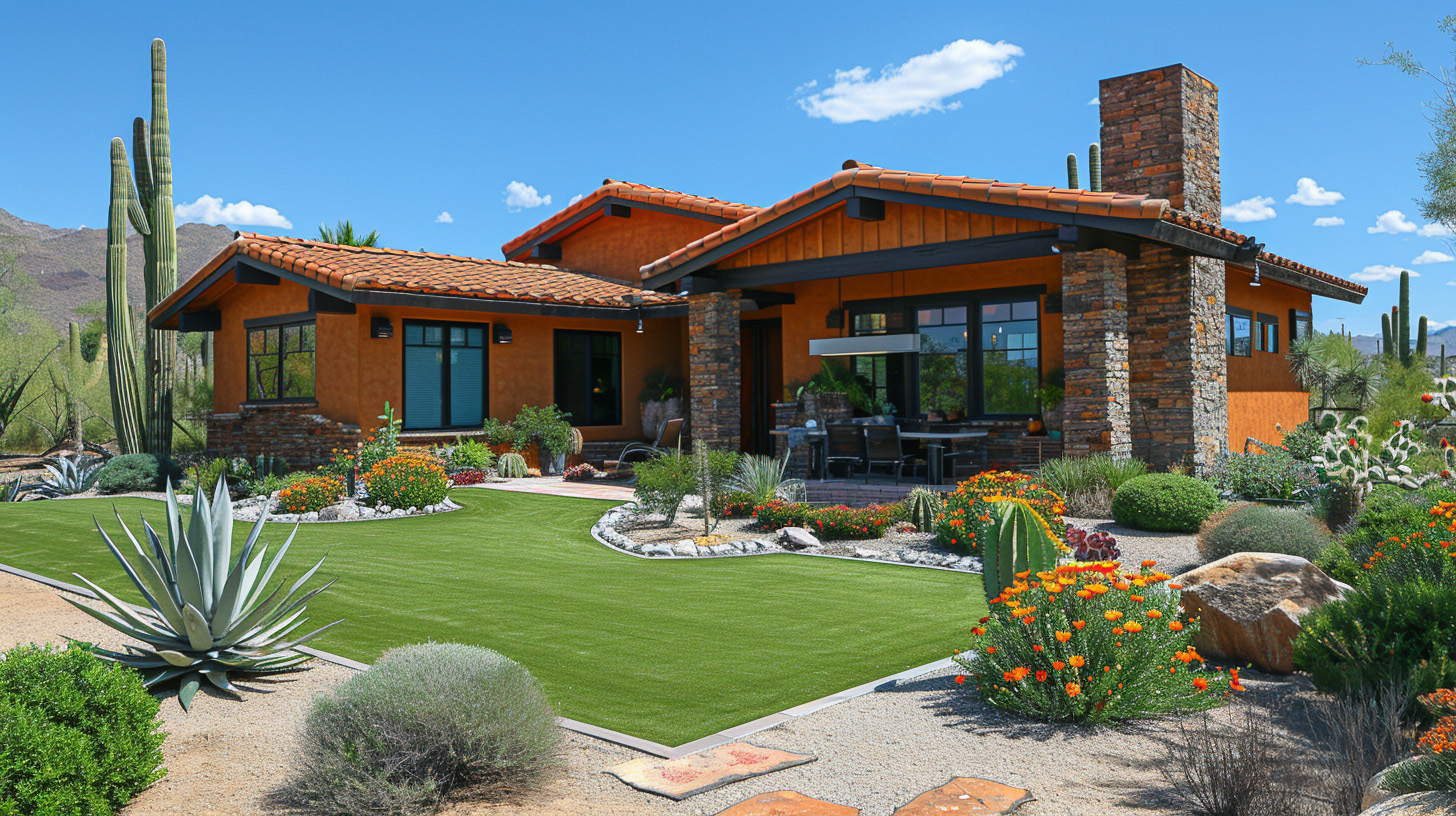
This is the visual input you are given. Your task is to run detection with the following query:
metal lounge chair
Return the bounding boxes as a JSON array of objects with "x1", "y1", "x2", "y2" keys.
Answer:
[
  {"x1": 824, "y1": 424, "x2": 867, "y2": 480},
  {"x1": 606, "y1": 417, "x2": 683, "y2": 474},
  {"x1": 863, "y1": 424, "x2": 916, "y2": 484}
]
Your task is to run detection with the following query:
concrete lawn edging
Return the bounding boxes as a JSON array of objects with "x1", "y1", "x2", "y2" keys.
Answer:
[{"x1": 0, "y1": 560, "x2": 961, "y2": 760}]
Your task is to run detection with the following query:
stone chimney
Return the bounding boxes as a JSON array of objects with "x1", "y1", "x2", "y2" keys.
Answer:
[{"x1": 1098, "y1": 65, "x2": 1220, "y2": 223}]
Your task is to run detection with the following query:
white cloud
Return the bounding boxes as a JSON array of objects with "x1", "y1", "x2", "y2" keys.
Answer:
[
  {"x1": 175, "y1": 195, "x2": 292, "y2": 228},
  {"x1": 1086, "y1": 96, "x2": 1099, "y2": 106},
  {"x1": 1429, "y1": 319, "x2": 1456, "y2": 329},
  {"x1": 1447, "y1": 280, "x2": 1456, "y2": 286},
  {"x1": 1351, "y1": 264, "x2": 1418, "y2": 282},
  {"x1": 1368, "y1": 209, "x2": 1419, "y2": 234},
  {"x1": 1412, "y1": 249, "x2": 1453, "y2": 265},
  {"x1": 1313, "y1": 216, "x2": 1345, "y2": 227},
  {"x1": 434, "y1": 211, "x2": 453, "y2": 224},
  {"x1": 796, "y1": 39, "x2": 1023, "y2": 124},
  {"x1": 1222, "y1": 195, "x2": 1277, "y2": 223},
  {"x1": 1285, "y1": 177, "x2": 1344, "y2": 206},
  {"x1": 792, "y1": 79, "x2": 818, "y2": 96},
  {"x1": 1419, "y1": 222, "x2": 1454, "y2": 237},
  {"x1": 568, "y1": 193, "x2": 584, "y2": 206},
  {"x1": 504, "y1": 181, "x2": 551, "y2": 212}
]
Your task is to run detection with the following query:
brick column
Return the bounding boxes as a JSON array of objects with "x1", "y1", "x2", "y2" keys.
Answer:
[
  {"x1": 688, "y1": 291, "x2": 741, "y2": 451},
  {"x1": 1127, "y1": 247, "x2": 1227, "y2": 473},
  {"x1": 1060, "y1": 247, "x2": 1131, "y2": 457}
]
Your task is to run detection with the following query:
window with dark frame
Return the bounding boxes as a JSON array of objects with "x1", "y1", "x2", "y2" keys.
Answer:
[
  {"x1": 403, "y1": 321, "x2": 487, "y2": 430},
  {"x1": 246, "y1": 321, "x2": 315, "y2": 402},
  {"x1": 554, "y1": 330, "x2": 622, "y2": 426},
  {"x1": 979, "y1": 300, "x2": 1039, "y2": 415},
  {"x1": 1226, "y1": 308, "x2": 1253, "y2": 357},
  {"x1": 1290, "y1": 309, "x2": 1313, "y2": 343},
  {"x1": 1259, "y1": 313, "x2": 1280, "y2": 354}
]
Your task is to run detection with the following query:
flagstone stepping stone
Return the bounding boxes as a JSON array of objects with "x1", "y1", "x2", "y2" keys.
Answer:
[
  {"x1": 713, "y1": 790, "x2": 859, "y2": 815},
  {"x1": 606, "y1": 742, "x2": 816, "y2": 800},
  {"x1": 892, "y1": 778, "x2": 1034, "y2": 815}
]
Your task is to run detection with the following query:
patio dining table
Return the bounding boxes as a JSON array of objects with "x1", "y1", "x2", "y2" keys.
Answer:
[{"x1": 768, "y1": 426, "x2": 990, "y2": 483}]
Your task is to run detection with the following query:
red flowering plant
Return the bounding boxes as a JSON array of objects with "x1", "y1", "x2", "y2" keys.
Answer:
[
  {"x1": 711, "y1": 491, "x2": 757, "y2": 519},
  {"x1": 934, "y1": 471, "x2": 1068, "y2": 556},
  {"x1": 954, "y1": 559, "x2": 1237, "y2": 723},
  {"x1": 563, "y1": 463, "x2": 599, "y2": 482},
  {"x1": 277, "y1": 475, "x2": 344, "y2": 515},
  {"x1": 751, "y1": 501, "x2": 893, "y2": 540},
  {"x1": 447, "y1": 468, "x2": 489, "y2": 486},
  {"x1": 362, "y1": 453, "x2": 449, "y2": 509}
]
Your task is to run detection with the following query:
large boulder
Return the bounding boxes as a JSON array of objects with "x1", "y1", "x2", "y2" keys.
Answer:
[
  {"x1": 1173, "y1": 552, "x2": 1351, "y2": 674},
  {"x1": 1357, "y1": 791, "x2": 1456, "y2": 816},
  {"x1": 777, "y1": 527, "x2": 820, "y2": 550}
]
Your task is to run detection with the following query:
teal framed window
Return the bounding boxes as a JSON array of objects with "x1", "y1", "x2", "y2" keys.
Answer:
[{"x1": 403, "y1": 320, "x2": 487, "y2": 430}]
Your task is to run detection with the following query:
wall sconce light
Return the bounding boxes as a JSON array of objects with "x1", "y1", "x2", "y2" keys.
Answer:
[
  {"x1": 369, "y1": 317, "x2": 393, "y2": 338},
  {"x1": 493, "y1": 324, "x2": 513, "y2": 344}
]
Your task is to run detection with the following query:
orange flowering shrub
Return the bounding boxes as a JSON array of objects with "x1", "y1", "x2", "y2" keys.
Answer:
[
  {"x1": 1361, "y1": 502, "x2": 1456, "y2": 584},
  {"x1": 955, "y1": 560, "x2": 1236, "y2": 723},
  {"x1": 935, "y1": 471, "x2": 1067, "y2": 555},
  {"x1": 363, "y1": 454, "x2": 449, "y2": 509},
  {"x1": 1385, "y1": 687, "x2": 1456, "y2": 793},
  {"x1": 277, "y1": 476, "x2": 344, "y2": 514}
]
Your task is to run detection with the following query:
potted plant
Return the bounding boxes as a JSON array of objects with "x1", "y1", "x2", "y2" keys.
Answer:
[
  {"x1": 1037, "y1": 367, "x2": 1066, "y2": 437},
  {"x1": 797, "y1": 360, "x2": 871, "y2": 425},
  {"x1": 639, "y1": 370, "x2": 683, "y2": 442},
  {"x1": 510, "y1": 404, "x2": 574, "y2": 475}
]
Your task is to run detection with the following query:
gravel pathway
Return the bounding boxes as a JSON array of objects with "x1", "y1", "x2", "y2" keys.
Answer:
[{"x1": 1064, "y1": 517, "x2": 1204, "y2": 576}]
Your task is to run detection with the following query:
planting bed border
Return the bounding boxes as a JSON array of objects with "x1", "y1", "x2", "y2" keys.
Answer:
[{"x1": 0, "y1": 561, "x2": 958, "y2": 760}]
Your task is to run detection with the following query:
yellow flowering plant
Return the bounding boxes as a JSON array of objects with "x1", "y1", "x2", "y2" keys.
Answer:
[
  {"x1": 935, "y1": 471, "x2": 1067, "y2": 555},
  {"x1": 955, "y1": 560, "x2": 1238, "y2": 723}
]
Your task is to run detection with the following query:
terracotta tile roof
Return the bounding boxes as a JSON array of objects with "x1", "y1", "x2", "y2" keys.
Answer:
[
  {"x1": 152, "y1": 233, "x2": 679, "y2": 322},
  {"x1": 1161, "y1": 210, "x2": 1368, "y2": 296},
  {"x1": 639, "y1": 160, "x2": 1169, "y2": 280},
  {"x1": 500, "y1": 180, "x2": 761, "y2": 258}
]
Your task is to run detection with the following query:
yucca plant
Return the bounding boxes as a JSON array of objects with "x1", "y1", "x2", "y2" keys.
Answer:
[
  {"x1": 497, "y1": 452, "x2": 528, "y2": 478},
  {"x1": 730, "y1": 453, "x2": 805, "y2": 505},
  {"x1": 67, "y1": 478, "x2": 340, "y2": 710},
  {"x1": 36, "y1": 455, "x2": 105, "y2": 497},
  {"x1": 904, "y1": 486, "x2": 943, "y2": 531}
]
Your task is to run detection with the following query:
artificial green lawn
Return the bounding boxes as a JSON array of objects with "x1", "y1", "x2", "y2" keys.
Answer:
[{"x1": 0, "y1": 489, "x2": 983, "y2": 746}]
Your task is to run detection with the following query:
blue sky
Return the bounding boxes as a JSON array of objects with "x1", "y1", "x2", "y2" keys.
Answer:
[{"x1": 3, "y1": 1, "x2": 1454, "y2": 335}]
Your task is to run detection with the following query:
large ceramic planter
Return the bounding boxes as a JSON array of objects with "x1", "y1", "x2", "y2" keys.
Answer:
[{"x1": 640, "y1": 397, "x2": 683, "y2": 441}]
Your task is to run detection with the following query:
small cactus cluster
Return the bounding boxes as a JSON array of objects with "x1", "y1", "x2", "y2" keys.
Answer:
[
  {"x1": 1065, "y1": 143, "x2": 1102, "y2": 191},
  {"x1": 1064, "y1": 526, "x2": 1120, "y2": 562},
  {"x1": 496, "y1": 452, "x2": 529, "y2": 479},
  {"x1": 904, "y1": 486, "x2": 944, "y2": 532},
  {"x1": 1381, "y1": 270, "x2": 1430, "y2": 365}
]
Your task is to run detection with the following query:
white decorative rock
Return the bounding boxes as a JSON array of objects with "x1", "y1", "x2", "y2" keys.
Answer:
[
  {"x1": 855, "y1": 548, "x2": 877, "y2": 559},
  {"x1": 777, "y1": 527, "x2": 820, "y2": 550},
  {"x1": 302, "y1": 511, "x2": 319, "y2": 522},
  {"x1": 672, "y1": 541, "x2": 698, "y2": 557},
  {"x1": 378, "y1": 504, "x2": 392, "y2": 514},
  {"x1": 709, "y1": 543, "x2": 736, "y2": 555}
]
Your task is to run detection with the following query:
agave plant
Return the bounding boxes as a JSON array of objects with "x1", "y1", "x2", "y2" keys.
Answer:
[
  {"x1": 66, "y1": 478, "x2": 340, "y2": 709},
  {"x1": 1, "y1": 476, "x2": 31, "y2": 502},
  {"x1": 36, "y1": 454, "x2": 105, "y2": 497},
  {"x1": 731, "y1": 453, "x2": 806, "y2": 505}
]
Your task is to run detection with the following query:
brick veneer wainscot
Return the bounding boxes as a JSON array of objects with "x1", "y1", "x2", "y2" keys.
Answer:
[
  {"x1": 1060, "y1": 246, "x2": 1131, "y2": 458},
  {"x1": 688, "y1": 291, "x2": 741, "y2": 451},
  {"x1": 207, "y1": 403, "x2": 360, "y2": 469}
]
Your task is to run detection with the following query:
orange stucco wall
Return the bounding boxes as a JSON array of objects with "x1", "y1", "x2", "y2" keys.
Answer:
[
  {"x1": 212, "y1": 279, "x2": 685, "y2": 442},
  {"x1": 1223, "y1": 265, "x2": 1313, "y2": 448},
  {"x1": 550, "y1": 209, "x2": 728, "y2": 283}
]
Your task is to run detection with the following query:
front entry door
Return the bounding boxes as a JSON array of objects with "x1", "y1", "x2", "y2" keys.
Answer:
[{"x1": 740, "y1": 319, "x2": 782, "y2": 455}]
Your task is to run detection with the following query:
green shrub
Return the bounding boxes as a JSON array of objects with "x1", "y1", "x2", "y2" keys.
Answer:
[
  {"x1": 481, "y1": 417, "x2": 516, "y2": 448},
  {"x1": 363, "y1": 454, "x2": 449, "y2": 509},
  {"x1": 1344, "y1": 483, "x2": 1456, "y2": 564},
  {"x1": 1196, "y1": 504, "x2": 1332, "y2": 562},
  {"x1": 509, "y1": 404, "x2": 574, "y2": 457},
  {"x1": 1316, "y1": 539, "x2": 1364, "y2": 586},
  {"x1": 0, "y1": 643, "x2": 166, "y2": 815},
  {"x1": 1111, "y1": 474, "x2": 1221, "y2": 533},
  {"x1": 1210, "y1": 450, "x2": 1322, "y2": 502},
  {"x1": 449, "y1": 437, "x2": 495, "y2": 472},
  {"x1": 1279, "y1": 419, "x2": 1330, "y2": 461},
  {"x1": 1360, "y1": 514, "x2": 1456, "y2": 586},
  {"x1": 750, "y1": 501, "x2": 893, "y2": 540},
  {"x1": 284, "y1": 643, "x2": 561, "y2": 816},
  {"x1": 184, "y1": 456, "x2": 253, "y2": 498},
  {"x1": 96, "y1": 453, "x2": 176, "y2": 494},
  {"x1": 1293, "y1": 575, "x2": 1456, "y2": 701},
  {"x1": 958, "y1": 562, "x2": 1233, "y2": 723},
  {"x1": 710, "y1": 490, "x2": 755, "y2": 518},
  {"x1": 632, "y1": 450, "x2": 738, "y2": 524},
  {"x1": 1038, "y1": 454, "x2": 1148, "y2": 516}
]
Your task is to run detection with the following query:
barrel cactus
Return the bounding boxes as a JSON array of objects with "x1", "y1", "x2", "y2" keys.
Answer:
[
  {"x1": 497, "y1": 452, "x2": 528, "y2": 479},
  {"x1": 905, "y1": 486, "x2": 943, "y2": 532},
  {"x1": 67, "y1": 479, "x2": 339, "y2": 709},
  {"x1": 981, "y1": 498, "x2": 1060, "y2": 602}
]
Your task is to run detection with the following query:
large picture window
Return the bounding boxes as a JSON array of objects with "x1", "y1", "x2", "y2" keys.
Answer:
[
  {"x1": 979, "y1": 300, "x2": 1039, "y2": 415},
  {"x1": 554, "y1": 330, "x2": 622, "y2": 426},
  {"x1": 918, "y1": 306, "x2": 968, "y2": 421},
  {"x1": 403, "y1": 321, "x2": 487, "y2": 430},
  {"x1": 247, "y1": 321, "x2": 315, "y2": 402}
]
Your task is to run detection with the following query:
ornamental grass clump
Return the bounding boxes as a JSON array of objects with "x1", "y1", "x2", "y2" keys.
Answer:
[
  {"x1": 363, "y1": 454, "x2": 449, "y2": 509},
  {"x1": 935, "y1": 471, "x2": 1068, "y2": 555},
  {"x1": 284, "y1": 642, "x2": 562, "y2": 816},
  {"x1": 277, "y1": 475, "x2": 344, "y2": 515},
  {"x1": 955, "y1": 559, "x2": 1238, "y2": 723}
]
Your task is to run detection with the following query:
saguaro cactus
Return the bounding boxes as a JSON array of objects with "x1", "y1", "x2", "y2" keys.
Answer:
[
  {"x1": 1379, "y1": 271, "x2": 1430, "y2": 366},
  {"x1": 1066, "y1": 153, "x2": 1080, "y2": 189},
  {"x1": 105, "y1": 38, "x2": 179, "y2": 457},
  {"x1": 1064, "y1": 144, "x2": 1103, "y2": 192},
  {"x1": 106, "y1": 138, "x2": 145, "y2": 454}
]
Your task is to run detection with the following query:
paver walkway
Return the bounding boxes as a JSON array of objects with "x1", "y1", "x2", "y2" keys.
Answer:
[
  {"x1": 714, "y1": 790, "x2": 859, "y2": 815},
  {"x1": 607, "y1": 742, "x2": 816, "y2": 800}
]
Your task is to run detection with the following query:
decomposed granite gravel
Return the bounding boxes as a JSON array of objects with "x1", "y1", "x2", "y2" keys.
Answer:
[{"x1": 2, "y1": 529, "x2": 1323, "y2": 816}]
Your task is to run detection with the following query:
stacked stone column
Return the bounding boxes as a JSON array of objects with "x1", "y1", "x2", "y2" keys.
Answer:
[
  {"x1": 687, "y1": 291, "x2": 741, "y2": 451},
  {"x1": 1060, "y1": 247, "x2": 1131, "y2": 458}
]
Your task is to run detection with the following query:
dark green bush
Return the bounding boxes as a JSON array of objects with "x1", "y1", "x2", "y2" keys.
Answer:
[
  {"x1": 1343, "y1": 483, "x2": 1456, "y2": 563},
  {"x1": 284, "y1": 643, "x2": 560, "y2": 816},
  {"x1": 1196, "y1": 504, "x2": 1332, "y2": 562},
  {"x1": 1110, "y1": 474, "x2": 1222, "y2": 533},
  {"x1": 1316, "y1": 539, "x2": 1364, "y2": 586},
  {"x1": 0, "y1": 643, "x2": 166, "y2": 815},
  {"x1": 1210, "y1": 450, "x2": 1321, "y2": 502},
  {"x1": 1292, "y1": 575, "x2": 1456, "y2": 701},
  {"x1": 96, "y1": 453, "x2": 177, "y2": 494},
  {"x1": 1278, "y1": 418, "x2": 1330, "y2": 462}
]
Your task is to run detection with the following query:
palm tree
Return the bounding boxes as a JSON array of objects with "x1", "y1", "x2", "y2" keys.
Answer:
[{"x1": 317, "y1": 220, "x2": 381, "y2": 247}]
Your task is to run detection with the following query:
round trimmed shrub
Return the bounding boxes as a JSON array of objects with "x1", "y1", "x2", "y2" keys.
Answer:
[
  {"x1": 285, "y1": 643, "x2": 561, "y2": 815},
  {"x1": 1111, "y1": 474, "x2": 1221, "y2": 533},
  {"x1": 277, "y1": 476, "x2": 344, "y2": 515},
  {"x1": 0, "y1": 643, "x2": 166, "y2": 815},
  {"x1": 1196, "y1": 504, "x2": 1332, "y2": 563},
  {"x1": 97, "y1": 453, "x2": 177, "y2": 494},
  {"x1": 364, "y1": 454, "x2": 449, "y2": 509}
]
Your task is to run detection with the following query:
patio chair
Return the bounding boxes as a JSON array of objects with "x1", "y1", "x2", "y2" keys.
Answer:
[
  {"x1": 605, "y1": 417, "x2": 683, "y2": 474},
  {"x1": 863, "y1": 424, "x2": 916, "y2": 484},
  {"x1": 824, "y1": 424, "x2": 867, "y2": 480}
]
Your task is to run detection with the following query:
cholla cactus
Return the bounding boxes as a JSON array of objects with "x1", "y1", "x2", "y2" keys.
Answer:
[{"x1": 1312, "y1": 416, "x2": 1425, "y2": 499}]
